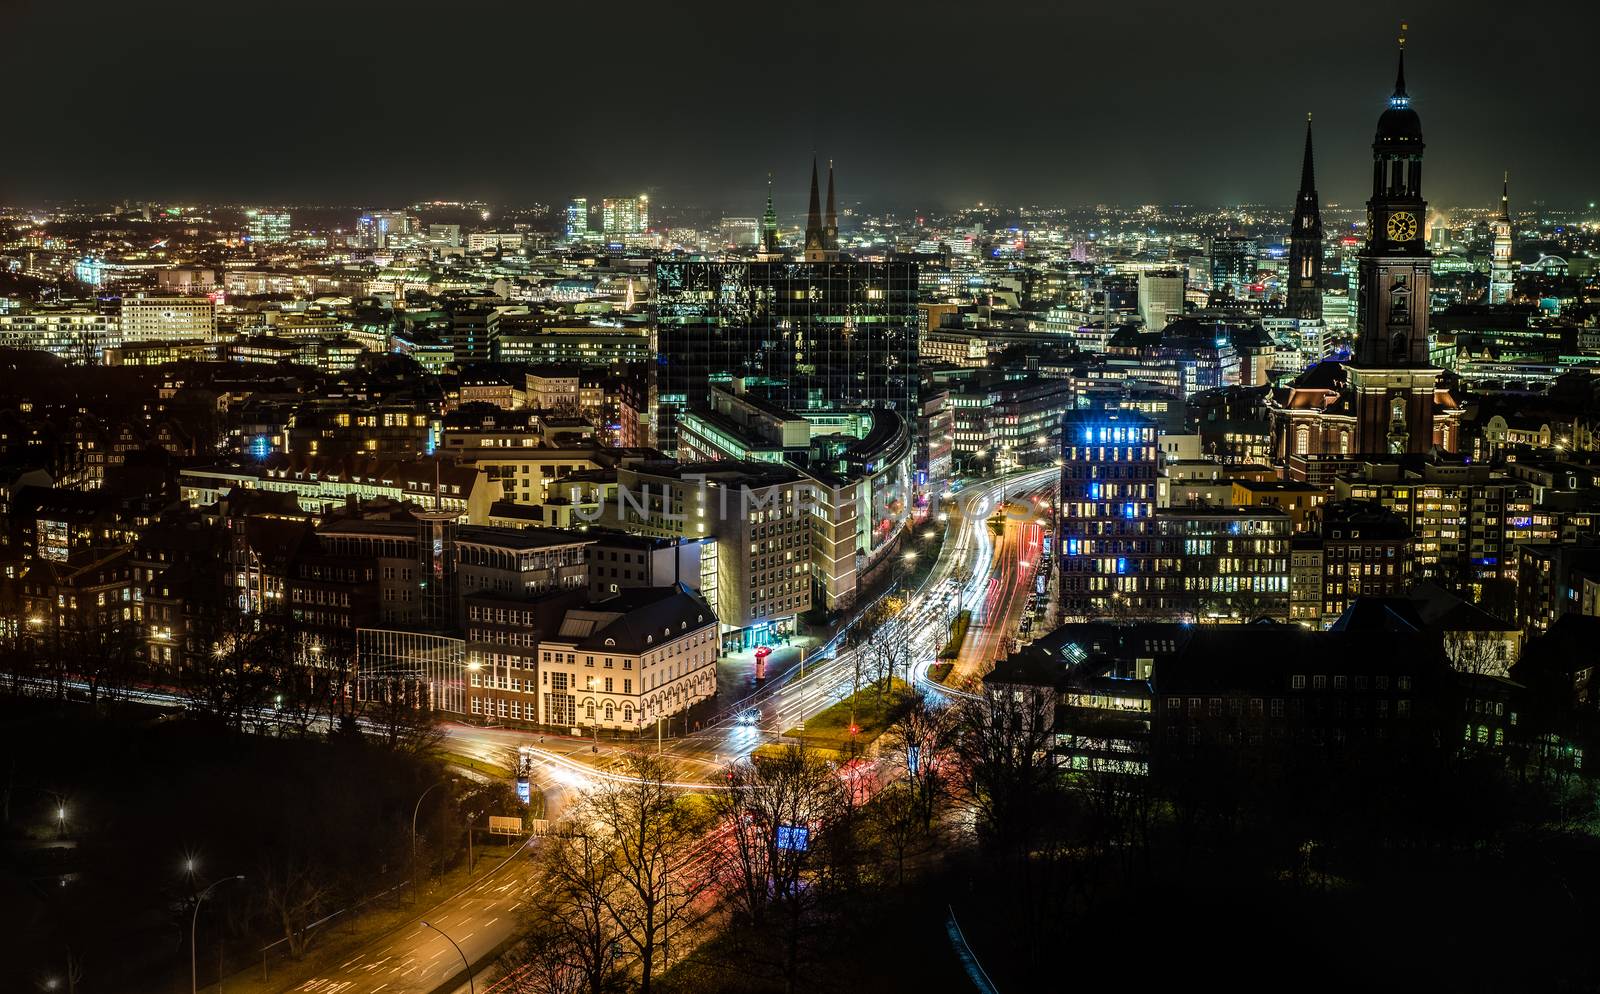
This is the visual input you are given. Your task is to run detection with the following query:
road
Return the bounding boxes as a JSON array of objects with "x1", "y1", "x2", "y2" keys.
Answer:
[
  {"x1": 286, "y1": 848, "x2": 537, "y2": 994},
  {"x1": 246, "y1": 468, "x2": 1060, "y2": 994}
]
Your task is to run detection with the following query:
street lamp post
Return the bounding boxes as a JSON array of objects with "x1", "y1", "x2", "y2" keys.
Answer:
[
  {"x1": 421, "y1": 920, "x2": 474, "y2": 994},
  {"x1": 411, "y1": 780, "x2": 448, "y2": 887},
  {"x1": 191, "y1": 875, "x2": 245, "y2": 994}
]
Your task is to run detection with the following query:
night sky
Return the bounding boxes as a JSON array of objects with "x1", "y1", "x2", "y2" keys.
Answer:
[{"x1": 5, "y1": 0, "x2": 1597, "y2": 212}]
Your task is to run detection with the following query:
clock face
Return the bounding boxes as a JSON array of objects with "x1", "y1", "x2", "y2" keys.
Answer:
[{"x1": 1386, "y1": 211, "x2": 1419, "y2": 242}]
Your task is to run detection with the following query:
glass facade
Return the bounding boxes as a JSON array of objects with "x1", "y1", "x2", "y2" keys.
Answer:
[
  {"x1": 654, "y1": 260, "x2": 920, "y2": 451},
  {"x1": 356, "y1": 627, "x2": 467, "y2": 714}
]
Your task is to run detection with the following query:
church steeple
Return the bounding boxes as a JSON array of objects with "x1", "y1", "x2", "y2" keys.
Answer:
[
  {"x1": 1287, "y1": 113, "x2": 1324, "y2": 320},
  {"x1": 803, "y1": 158, "x2": 825, "y2": 260},
  {"x1": 823, "y1": 160, "x2": 838, "y2": 251},
  {"x1": 1391, "y1": 39, "x2": 1408, "y2": 106},
  {"x1": 803, "y1": 156, "x2": 838, "y2": 262},
  {"x1": 1489, "y1": 171, "x2": 1514, "y2": 304},
  {"x1": 760, "y1": 171, "x2": 780, "y2": 255},
  {"x1": 1299, "y1": 114, "x2": 1316, "y2": 193},
  {"x1": 1349, "y1": 25, "x2": 1439, "y2": 458}
]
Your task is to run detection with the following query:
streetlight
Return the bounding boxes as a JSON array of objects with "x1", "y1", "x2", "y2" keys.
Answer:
[
  {"x1": 191, "y1": 875, "x2": 244, "y2": 994},
  {"x1": 411, "y1": 780, "x2": 449, "y2": 885},
  {"x1": 421, "y1": 921, "x2": 474, "y2": 994}
]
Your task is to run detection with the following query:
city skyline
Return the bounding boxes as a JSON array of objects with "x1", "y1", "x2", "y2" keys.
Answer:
[{"x1": 5, "y1": 0, "x2": 1597, "y2": 210}]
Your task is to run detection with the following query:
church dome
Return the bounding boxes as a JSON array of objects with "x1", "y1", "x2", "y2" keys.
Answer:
[
  {"x1": 1375, "y1": 105, "x2": 1423, "y2": 145},
  {"x1": 1373, "y1": 48, "x2": 1423, "y2": 150}
]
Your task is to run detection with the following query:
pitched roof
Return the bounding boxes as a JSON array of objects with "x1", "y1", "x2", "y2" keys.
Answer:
[{"x1": 552, "y1": 584, "x2": 716, "y2": 654}]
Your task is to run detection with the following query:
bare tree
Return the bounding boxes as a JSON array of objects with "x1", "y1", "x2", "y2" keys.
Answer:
[
  {"x1": 257, "y1": 856, "x2": 330, "y2": 959},
  {"x1": 182, "y1": 619, "x2": 280, "y2": 731},
  {"x1": 865, "y1": 780, "x2": 922, "y2": 885},
  {"x1": 952, "y1": 690, "x2": 1061, "y2": 861},
  {"x1": 579, "y1": 751, "x2": 709, "y2": 994},
  {"x1": 1446, "y1": 629, "x2": 1513, "y2": 678},
  {"x1": 712, "y1": 744, "x2": 843, "y2": 992},
  {"x1": 881, "y1": 687, "x2": 956, "y2": 830},
  {"x1": 361, "y1": 678, "x2": 445, "y2": 756},
  {"x1": 508, "y1": 829, "x2": 627, "y2": 994}
]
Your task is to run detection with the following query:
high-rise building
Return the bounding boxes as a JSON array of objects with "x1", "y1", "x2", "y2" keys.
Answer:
[
  {"x1": 601, "y1": 195, "x2": 649, "y2": 237},
  {"x1": 654, "y1": 159, "x2": 914, "y2": 451},
  {"x1": 1058, "y1": 410, "x2": 1158, "y2": 619},
  {"x1": 1286, "y1": 115, "x2": 1324, "y2": 319},
  {"x1": 1488, "y1": 174, "x2": 1514, "y2": 304},
  {"x1": 1137, "y1": 269, "x2": 1185, "y2": 330},
  {"x1": 1208, "y1": 236, "x2": 1258, "y2": 297},
  {"x1": 119, "y1": 293, "x2": 216, "y2": 344},
  {"x1": 245, "y1": 209, "x2": 291, "y2": 245},
  {"x1": 565, "y1": 198, "x2": 590, "y2": 240},
  {"x1": 654, "y1": 258, "x2": 919, "y2": 451},
  {"x1": 356, "y1": 212, "x2": 413, "y2": 249}
]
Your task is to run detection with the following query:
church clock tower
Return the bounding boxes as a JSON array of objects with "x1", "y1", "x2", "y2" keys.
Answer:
[{"x1": 1349, "y1": 30, "x2": 1440, "y2": 456}]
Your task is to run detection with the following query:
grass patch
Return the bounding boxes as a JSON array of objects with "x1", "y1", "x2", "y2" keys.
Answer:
[
  {"x1": 926, "y1": 662, "x2": 953, "y2": 684},
  {"x1": 938, "y1": 610, "x2": 972, "y2": 660},
  {"x1": 440, "y1": 750, "x2": 514, "y2": 779},
  {"x1": 783, "y1": 678, "x2": 913, "y2": 749}
]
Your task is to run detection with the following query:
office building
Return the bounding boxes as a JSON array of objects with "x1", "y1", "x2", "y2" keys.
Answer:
[
  {"x1": 655, "y1": 257, "x2": 919, "y2": 451},
  {"x1": 565, "y1": 198, "x2": 590, "y2": 239},
  {"x1": 720, "y1": 216, "x2": 759, "y2": 248},
  {"x1": 1058, "y1": 411, "x2": 1158, "y2": 620},
  {"x1": 602, "y1": 195, "x2": 649, "y2": 237},
  {"x1": 118, "y1": 294, "x2": 216, "y2": 344},
  {"x1": 0, "y1": 307, "x2": 118, "y2": 362},
  {"x1": 1208, "y1": 236, "x2": 1258, "y2": 297},
  {"x1": 245, "y1": 209, "x2": 291, "y2": 244},
  {"x1": 1137, "y1": 269, "x2": 1185, "y2": 331}
]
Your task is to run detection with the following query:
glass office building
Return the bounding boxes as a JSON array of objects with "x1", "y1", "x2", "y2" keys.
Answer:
[
  {"x1": 356, "y1": 628, "x2": 468, "y2": 714},
  {"x1": 653, "y1": 260, "x2": 920, "y2": 452}
]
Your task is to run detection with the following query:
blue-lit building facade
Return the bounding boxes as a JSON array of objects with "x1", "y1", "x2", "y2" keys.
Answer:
[
  {"x1": 1058, "y1": 411, "x2": 1158, "y2": 619},
  {"x1": 1060, "y1": 410, "x2": 1290, "y2": 621}
]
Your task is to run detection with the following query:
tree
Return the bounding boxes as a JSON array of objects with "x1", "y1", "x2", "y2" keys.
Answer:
[
  {"x1": 508, "y1": 829, "x2": 627, "y2": 994},
  {"x1": 182, "y1": 620, "x2": 281, "y2": 732},
  {"x1": 579, "y1": 751, "x2": 708, "y2": 994},
  {"x1": 881, "y1": 687, "x2": 956, "y2": 831},
  {"x1": 952, "y1": 689, "x2": 1061, "y2": 863},
  {"x1": 361, "y1": 678, "x2": 445, "y2": 756},
  {"x1": 256, "y1": 855, "x2": 330, "y2": 959},
  {"x1": 712, "y1": 745, "x2": 843, "y2": 992},
  {"x1": 866, "y1": 779, "x2": 925, "y2": 885}
]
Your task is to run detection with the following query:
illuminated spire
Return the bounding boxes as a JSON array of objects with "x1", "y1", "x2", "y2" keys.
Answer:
[
  {"x1": 1391, "y1": 22, "x2": 1409, "y2": 106},
  {"x1": 760, "y1": 171, "x2": 780, "y2": 253},
  {"x1": 1500, "y1": 171, "x2": 1510, "y2": 220}
]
